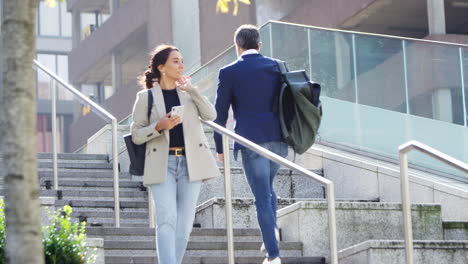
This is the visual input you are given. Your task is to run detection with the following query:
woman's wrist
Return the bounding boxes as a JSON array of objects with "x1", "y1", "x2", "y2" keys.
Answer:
[{"x1": 155, "y1": 122, "x2": 163, "y2": 132}]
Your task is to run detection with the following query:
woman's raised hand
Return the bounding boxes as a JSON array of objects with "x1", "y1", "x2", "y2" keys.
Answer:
[
  {"x1": 176, "y1": 76, "x2": 195, "y2": 92},
  {"x1": 155, "y1": 113, "x2": 181, "y2": 132}
]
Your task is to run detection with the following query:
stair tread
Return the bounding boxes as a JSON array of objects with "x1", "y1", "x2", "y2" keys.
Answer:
[{"x1": 104, "y1": 256, "x2": 325, "y2": 264}]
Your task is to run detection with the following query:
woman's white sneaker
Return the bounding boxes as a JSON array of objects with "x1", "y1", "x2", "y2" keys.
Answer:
[
  {"x1": 260, "y1": 228, "x2": 280, "y2": 253},
  {"x1": 262, "y1": 257, "x2": 281, "y2": 264}
]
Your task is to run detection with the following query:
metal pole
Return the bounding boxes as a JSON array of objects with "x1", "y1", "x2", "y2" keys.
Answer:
[
  {"x1": 222, "y1": 135, "x2": 235, "y2": 264},
  {"x1": 352, "y1": 34, "x2": 359, "y2": 103},
  {"x1": 111, "y1": 119, "x2": 120, "y2": 227},
  {"x1": 308, "y1": 29, "x2": 313, "y2": 79},
  {"x1": 148, "y1": 188, "x2": 155, "y2": 228},
  {"x1": 269, "y1": 23, "x2": 273, "y2": 58},
  {"x1": 459, "y1": 48, "x2": 467, "y2": 126},
  {"x1": 51, "y1": 79, "x2": 58, "y2": 190},
  {"x1": 399, "y1": 151, "x2": 414, "y2": 264},
  {"x1": 326, "y1": 183, "x2": 338, "y2": 264},
  {"x1": 402, "y1": 40, "x2": 410, "y2": 114}
]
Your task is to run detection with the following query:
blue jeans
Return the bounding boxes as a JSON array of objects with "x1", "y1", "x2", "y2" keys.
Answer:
[
  {"x1": 149, "y1": 156, "x2": 202, "y2": 264},
  {"x1": 241, "y1": 141, "x2": 288, "y2": 258}
]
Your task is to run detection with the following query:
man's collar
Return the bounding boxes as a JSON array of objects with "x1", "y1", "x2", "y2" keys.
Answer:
[{"x1": 240, "y1": 49, "x2": 259, "y2": 57}]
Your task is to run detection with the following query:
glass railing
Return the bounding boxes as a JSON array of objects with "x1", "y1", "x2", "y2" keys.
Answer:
[{"x1": 190, "y1": 21, "x2": 468, "y2": 179}]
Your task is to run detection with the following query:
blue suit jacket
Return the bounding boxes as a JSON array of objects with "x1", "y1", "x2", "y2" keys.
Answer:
[{"x1": 214, "y1": 53, "x2": 283, "y2": 154}]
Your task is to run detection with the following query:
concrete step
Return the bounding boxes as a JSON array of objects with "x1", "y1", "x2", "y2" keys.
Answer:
[
  {"x1": 0, "y1": 189, "x2": 57, "y2": 197},
  {"x1": 38, "y1": 162, "x2": 113, "y2": 169},
  {"x1": 88, "y1": 227, "x2": 265, "y2": 242},
  {"x1": 56, "y1": 186, "x2": 144, "y2": 192},
  {"x1": 45, "y1": 179, "x2": 143, "y2": 188},
  {"x1": 71, "y1": 208, "x2": 148, "y2": 219},
  {"x1": 104, "y1": 240, "x2": 302, "y2": 250},
  {"x1": 105, "y1": 247, "x2": 302, "y2": 258},
  {"x1": 38, "y1": 171, "x2": 132, "y2": 179},
  {"x1": 87, "y1": 227, "x2": 262, "y2": 237},
  {"x1": 37, "y1": 152, "x2": 108, "y2": 161},
  {"x1": 55, "y1": 199, "x2": 147, "y2": 208},
  {"x1": 56, "y1": 189, "x2": 147, "y2": 199},
  {"x1": 59, "y1": 196, "x2": 146, "y2": 202},
  {"x1": 37, "y1": 159, "x2": 109, "y2": 164},
  {"x1": 104, "y1": 256, "x2": 325, "y2": 264},
  {"x1": 339, "y1": 240, "x2": 468, "y2": 264},
  {"x1": 80, "y1": 218, "x2": 149, "y2": 227},
  {"x1": 39, "y1": 177, "x2": 136, "y2": 185}
]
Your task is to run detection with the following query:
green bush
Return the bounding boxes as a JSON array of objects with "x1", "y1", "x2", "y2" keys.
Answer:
[
  {"x1": 0, "y1": 200, "x2": 6, "y2": 264},
  {"x1": 0, "y1": 201, "x2": 95, "y2": 264}
]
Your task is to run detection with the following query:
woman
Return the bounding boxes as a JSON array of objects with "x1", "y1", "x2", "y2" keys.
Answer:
[{"x1": 130, "y1": 45, "x2": 219, "y2": 264}]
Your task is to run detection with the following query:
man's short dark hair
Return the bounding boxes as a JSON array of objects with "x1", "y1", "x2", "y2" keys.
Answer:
[{"x1": 234, "y1": 24, "x2": 260, "y2": 50}]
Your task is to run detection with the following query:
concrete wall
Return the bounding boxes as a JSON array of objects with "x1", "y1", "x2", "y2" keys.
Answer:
[
  {"x1": 146, "y1": 0, "x2": 173, "y2": 49},
  {"x1": 255, "y1": 0, "x2": 302, "y2": 26},
  {"x1": 281, "y1": 0, "x2": 377, "y2": 28},
  {"x1": 292, "y1": 144, "x2": 468, "y2": 222},
  {"x1": 339, "y1": 240, "x2": 468, "y2": 264},
  {"x1": 171, "y1": 0, "x2": 201, "y2": 74},
  {"x1": 444, "y1": 222, "x2": 468, "y2": 240},
  {"x1": 198, "y1": 0, "x2": 257, "y2": 65},
  {"x1": 195, "y1": 197, "x2": 313, "y2": 229},
  {"x1": 277, "y1": 201, "x2": 443, "y2": 257}
]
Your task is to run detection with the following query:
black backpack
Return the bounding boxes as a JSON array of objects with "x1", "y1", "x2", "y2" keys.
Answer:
[{"x1": 276, "y1": 60, "x2": 322, "y2": 155}]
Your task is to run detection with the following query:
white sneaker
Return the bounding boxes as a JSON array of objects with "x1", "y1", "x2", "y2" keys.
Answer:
[
  {"x1": 260, "y1": 228, "x2": 280, "y2": 253},
  {"x1": 262, "y1": 257, "x2": 281, "y2": 264}
]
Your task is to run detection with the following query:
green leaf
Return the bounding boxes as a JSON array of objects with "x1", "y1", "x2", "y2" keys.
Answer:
[{"x1": 63, "y1": 205, "x2": 72, "y2": 217}]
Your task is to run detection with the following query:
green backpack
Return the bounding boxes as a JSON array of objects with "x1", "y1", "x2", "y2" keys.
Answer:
[{"x1": 276, "y1": 60, "x2": 323, "y2": 155}]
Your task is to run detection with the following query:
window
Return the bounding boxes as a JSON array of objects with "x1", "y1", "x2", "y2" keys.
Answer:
[
  {"x1": 80, "y1": 12, "x2": 110, "y2": 40},
  {"x1": 37, "y1": 53, "x2": 73, "y2": 100},
  {"x1": 37, "y1": 0, "x2": 71, "y2": 37},
  {"x1": 37, "y1": 114, "x2": 71, "y2": 152}
]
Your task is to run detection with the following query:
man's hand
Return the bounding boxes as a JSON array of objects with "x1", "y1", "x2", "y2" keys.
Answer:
[{"x1": 217, "y1": 153, "x2": 224, "y2": 163}]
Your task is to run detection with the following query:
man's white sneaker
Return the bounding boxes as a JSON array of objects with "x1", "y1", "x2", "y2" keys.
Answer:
[
  {"x1": 260, "y1": 228, "x2": 280, "y2": 253},
  {"x1": 262, "y1": 257, "x2": 281, "y2": 264}
]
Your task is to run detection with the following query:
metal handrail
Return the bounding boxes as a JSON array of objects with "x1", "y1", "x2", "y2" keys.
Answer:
[
  {"x1": 188, "y1": 20, "x2": 468, "y2": 79},
  {"x1": 269, "y1": 20, "x2": 468, "y2": 48},
  {"x1": 33, "y1": 60, "x2": 121, "y2": 227},
  {"x1": 201, "y1": 120, "x2": 338, "y2": 264},
  {"x1": 398, "y1": 140, "x2": 468, "y2": 264}
]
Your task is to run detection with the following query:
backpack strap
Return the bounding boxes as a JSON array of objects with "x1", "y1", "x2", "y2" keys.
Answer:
[
  {"x1": 147, "y1": 89, "x2": 153, "y2": 121},
  {"x1": 272, "y1": 59, "x2": 288, "y2": 113},
  {"x1": 275, "y1": 59, "x2": 288, "y2": 74}
]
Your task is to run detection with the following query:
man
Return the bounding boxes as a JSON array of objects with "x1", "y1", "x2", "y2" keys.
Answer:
[{"x1": 214, "y1": 24, "x2": 287, "y2": 264}]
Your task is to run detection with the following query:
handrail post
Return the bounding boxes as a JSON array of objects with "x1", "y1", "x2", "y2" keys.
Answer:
[
  {"x1": 111, "y1": 119, "x2": 120, "y2": 227},
  {"x1": 399, "y1": 150, "x2": 414, "y2": 264},
  {"x1": 51, "y1": 78, "x2": 59, "y2": 190},
  {"x1": 148, "y1": 188, "x2": 155, "y2": 228},
  {"x1": 222, "y1": 134, "x2": 235, "y2": 264},
  {"x1": 326, "y1": 183, "x2": 338, "y2": 264}
]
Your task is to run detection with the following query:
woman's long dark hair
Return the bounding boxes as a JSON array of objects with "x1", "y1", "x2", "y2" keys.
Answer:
[{"x1": 139, "y1": 45, "x2": 179, "y2": 89}]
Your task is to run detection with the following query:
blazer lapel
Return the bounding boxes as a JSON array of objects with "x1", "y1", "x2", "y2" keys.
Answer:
[
  {"x1": 176, "y1": 88, "x2": 186, "y2": 107},
  {"x1": 152, "y1": 85, "x2": 170, "y2": 142}
]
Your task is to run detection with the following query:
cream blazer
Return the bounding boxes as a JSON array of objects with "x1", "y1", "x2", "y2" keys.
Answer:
[{"x1": 130, "y1": 85, "x2": 220, "y2": 185}]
